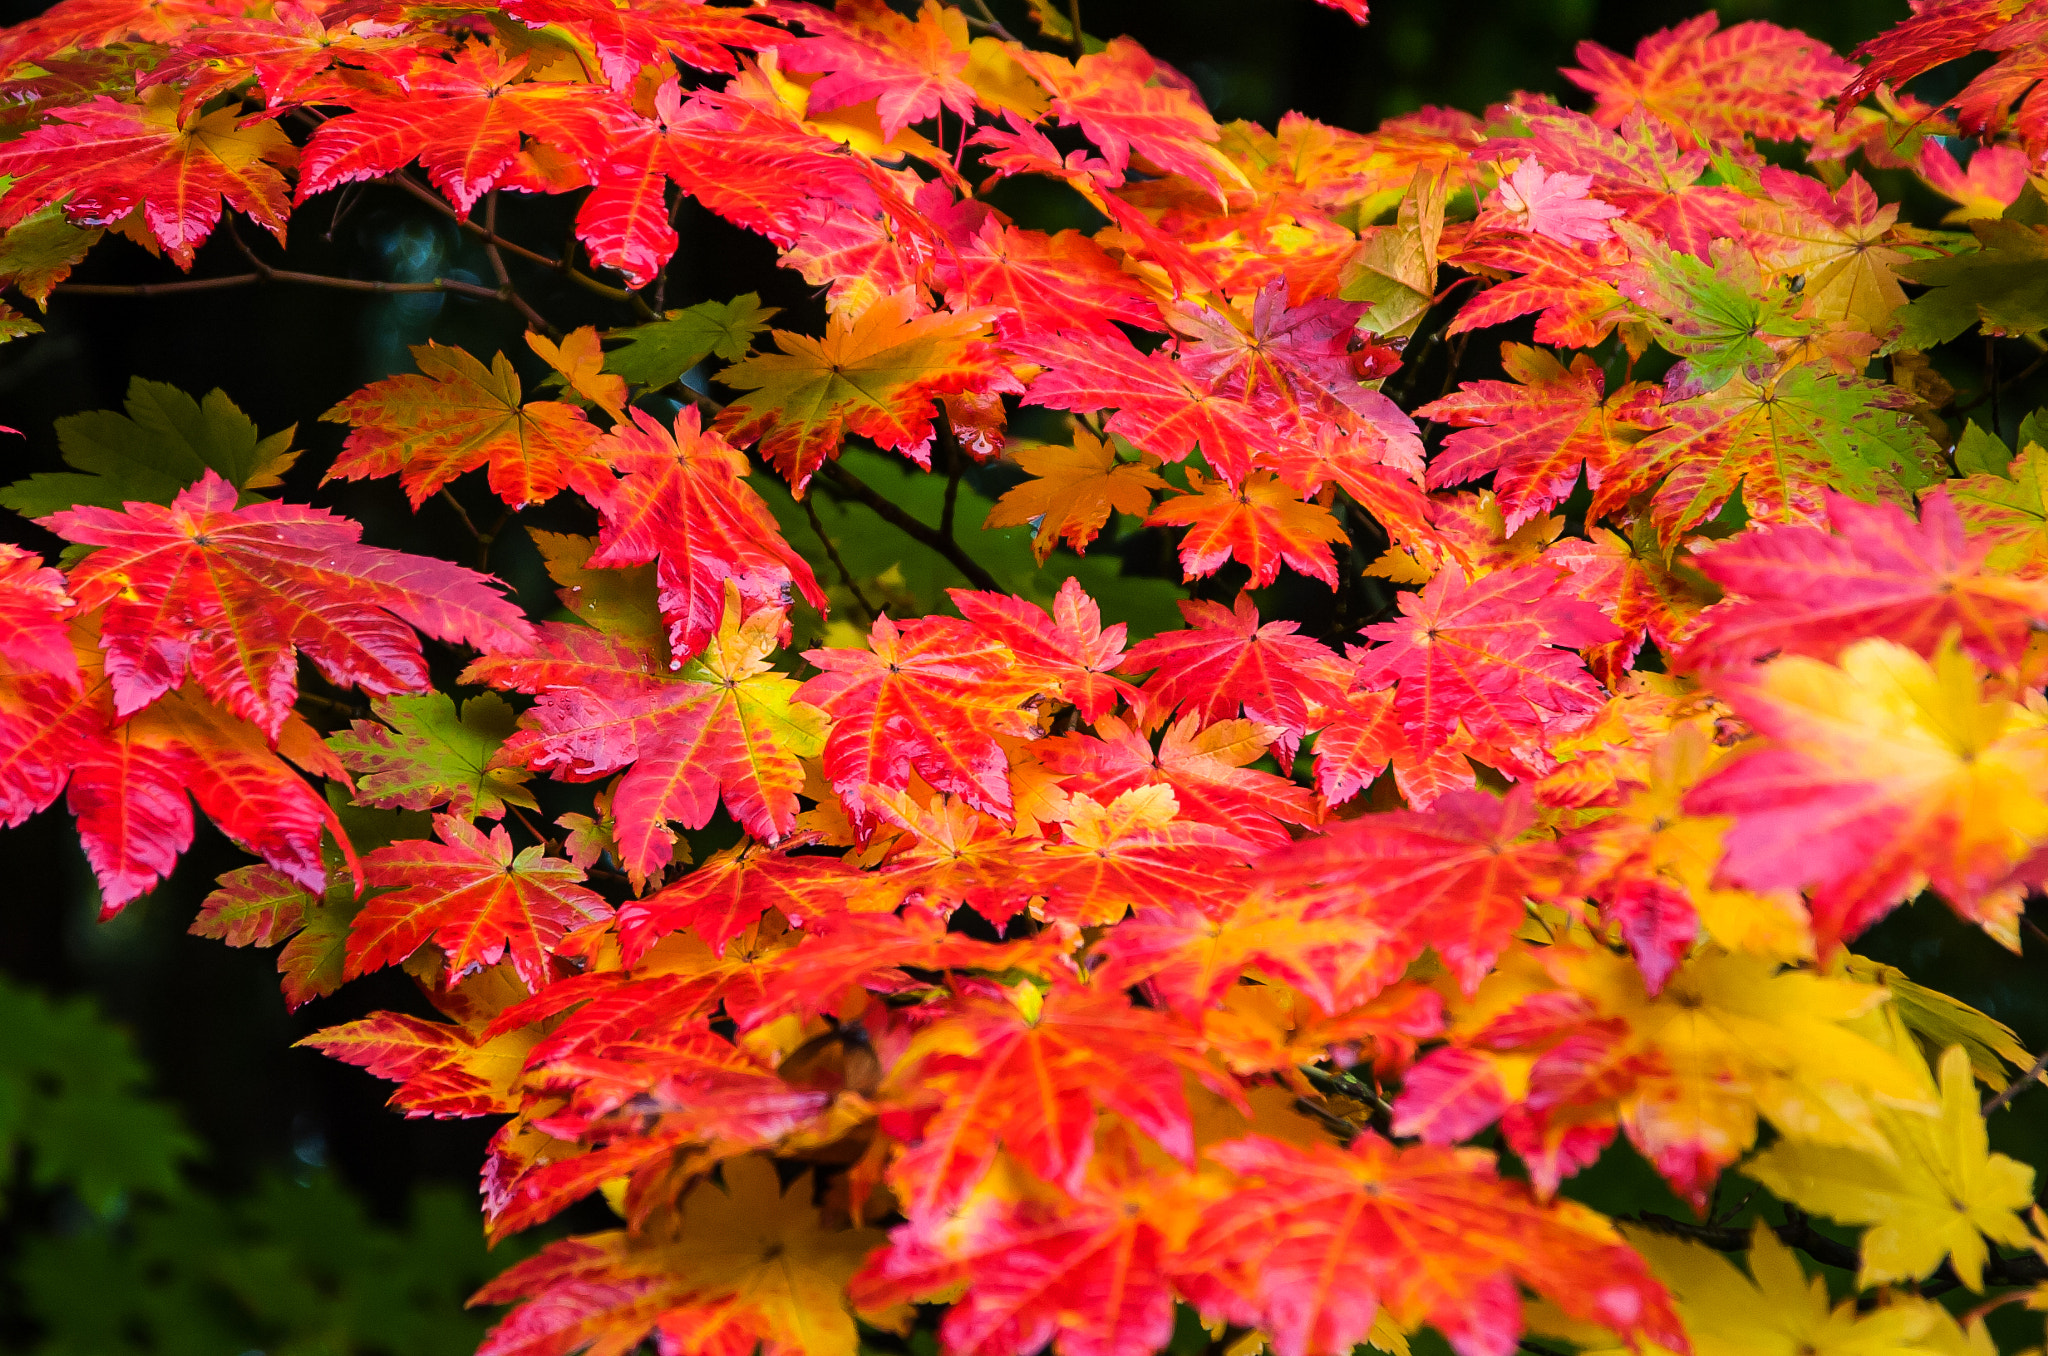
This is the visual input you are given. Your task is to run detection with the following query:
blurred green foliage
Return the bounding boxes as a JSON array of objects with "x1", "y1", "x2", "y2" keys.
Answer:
[{"x1": 0, "y1": 973, "x2": 507, "y2": 1355}]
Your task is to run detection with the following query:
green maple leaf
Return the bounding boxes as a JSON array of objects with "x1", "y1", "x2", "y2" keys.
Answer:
[
  {"x1": 603, "y1": 293, "x2": 778, "y2": 389},
  {"x1": 1620, "y1": 227, "x2": 1816, "y2": 391},
  {"x1": 329, "y1": 691, "x2": 538, "y2": 820},
  {"x1": 1897, "y1": 218, "x2": 2048, "y2": 347},
  {"x1": 0, "y1": 377, "x2": 297, "y2": 518}
]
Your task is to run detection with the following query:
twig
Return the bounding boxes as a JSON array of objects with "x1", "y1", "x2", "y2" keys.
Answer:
[
  {"x1": 484, "y1": 191, "x2": 557, "y2": 335},
  {"x1": 937, "y1": 406, "x2": 964, "y2": 542},
  {"x1": 438, "y1": 487, "x2": 487, "y2": 565},
  {"x1": 371, "y1": 168, "x2": 653, "y2": 316},
  {"x1": 1068, "y1": 0, "x2": 1084, "y2": 52},
  {"x1": 1986, "y1": 1046, "x2": 2048, "y2": 1115},
  {"x1": 963, "y1": 0, "x2": 1018, "y2": 42},
  {"x1": 818, "y1": 460, "x2": 1001, "y2": 592},
  {"x1": 802, "y1": 493, "x2": 878, "y2": 625},
  {"x1": 55, "y1": 274, "x2": 267, "y2": 297},
  {"x1": 1959, "y1": 346, "x2": 2048, "y2": 414}
]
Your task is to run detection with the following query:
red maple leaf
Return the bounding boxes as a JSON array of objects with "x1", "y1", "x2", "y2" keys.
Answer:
[
  {"x1": 347, "y1": 814, "x2": 613, "y2": 992},
  {"x1": 1680, "y1": 490, "x2": 2048, "y2": 673},
  {"x1": 0, "y1": 84, "x2": 296, "y2": 266},
  {"x1": 1417, "y1": 345, "x2": 1662, "y2": 534},
  {"x1": 1355, "y1": 563, "x2": 1619, "y2": 790},
  {"x1": 297, "y1": 44, "x2": 621, "y2": 216},
  {"x1": 0, "y1": 542, "x2": 77, "y2": 685},
  {"x1": 797, "y1": 614, "x2": 1039, "y2": 835},
  {"x1": 498, "y1": 0, "x2": 778, "y2": 87},
  {"x1": 1254, "y1": 787, "x2": 1571, "y2": 994},
  {"x1": 884, "y1": 984, "x2": 1200, "y2": 1214},
  {"x1": 1174, "y1": 1133, "x2": 1685, "y2": 1356},
  {"x1": 950, "y1": 578, "x2": 1138, "y2": 724},
  {"x1": 1564, "y1": 15, "x2": 1854, "y2": 148},
  {"x1": 776, "y1": 0, "x2": 977, "y2": 140},
  {"x1": 1147, "y1": 470, "x2": 1350, "y2": 588},
  {"x1": 1125, "y1": 595, "x2": 1352, "y2": 763},
  {"x1": 43, "y1": 471, "x2": 535, "y2": 741},
  {"x1": 934, "y1": 219, "x2": 1162, "y2": 341},
  {"x1": 583, "y1": 407, "x2": 825, "y2": 660},
  {"x1": 616, "y1": 840, "x2": 862, "y2": 963}
]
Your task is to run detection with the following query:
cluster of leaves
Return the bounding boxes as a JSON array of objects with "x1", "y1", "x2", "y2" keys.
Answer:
[
  {"x1": 0, "y1": 972, "x2": 504, "y2": 1356},
  {"x1": 12, "y1": 1, "x2": 2048, "y2": 1355}
]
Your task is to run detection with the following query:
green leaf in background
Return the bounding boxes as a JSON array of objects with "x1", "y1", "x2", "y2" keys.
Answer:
[
  {"x1": 1897, "y1": 218, "x2": 2048, "y2": 350},
  {"x1": 604, "y1": 293, "x2": 779, "y2": 389},
  {"x1": 0, "y1": 377, "x2": 298, "y2": 518},
  {"x1": 0, "y1": 978, "x2": 197, "y2": 1215}
]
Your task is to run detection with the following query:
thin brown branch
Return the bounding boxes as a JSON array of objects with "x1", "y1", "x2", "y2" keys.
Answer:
[
  {"x1": 1986, "y1": 1046, "x2": 2048, "y2": 1115},
  {"x1": 1068, "y1": 0, "x2": 1084, "y2": 52},
  {"x1": 482, "y1": 189, "x2": 556, "y2": 335},
  {"x1": 937, "y1": 405, "x2": 964, "y2": 543},
  {"x1": 437, "y1": 487, "x2": 486, "y2": 562},
  {"x1": 54, "y1": 274, "x2": 267, "y2": 297},
  {"x1": 802, "y1": 492, "x2": 878, "y2": 625},
  {"x1": 962, "y1": 0, "x2": 1018, "y2": 43},
  {"x1": 818, "y1": 460, "x2": 1001, "y2": 592}
]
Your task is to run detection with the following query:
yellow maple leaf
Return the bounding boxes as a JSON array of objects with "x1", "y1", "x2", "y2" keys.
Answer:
[
  {"x1": 1744, "y1": 1043, "x2": 2036, "y2": 1290},
  {"x1": 1541, "y1": 1222, "x2": 1984, "y2": 1356},
  {"x1": 666, "y1": 1156, "x2": 887, "y2": 1356},
  {"x1": 984, "y1": 427, "x2": 1167, "y2": 562},
  {"x1": 527, "y1": 324, "x2": 629, "y2": 420}
]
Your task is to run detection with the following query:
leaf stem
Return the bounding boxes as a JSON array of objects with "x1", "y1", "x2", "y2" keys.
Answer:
[
  {"x1": 937, "y1": 405, "x2": 964, "y2": 543},
  {"x1": 438, "y1": 486, "x2": 485, "y2": 557},
  {"x1": 817, "y1": 460, "x2": 1001, "y2": 592},
  {"x1": 963, "y1": 0, "x2": 1018, "y2": 43},
  {"x1": 1068, "y1": 0, "x2": 1084, "y2": 52}
]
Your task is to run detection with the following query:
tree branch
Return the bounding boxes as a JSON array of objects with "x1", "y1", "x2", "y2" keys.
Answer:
[
  {"x1": 817, "y1": 460, "x2": 1001, "y2": 592},
  {"x1": 1986, "y1": 1046, "x2": 2048, "y2": 1115},
  {"x1": 485, "y1": 190, "x2": 558, "y2": 335},
  {"x1": 803, "y1": 492, "x2": 879, "y2": 626}
]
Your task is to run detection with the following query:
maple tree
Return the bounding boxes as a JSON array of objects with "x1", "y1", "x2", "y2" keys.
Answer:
[{"x1": 15, "y1": 1, "x2": 2048, "y2": 1355}]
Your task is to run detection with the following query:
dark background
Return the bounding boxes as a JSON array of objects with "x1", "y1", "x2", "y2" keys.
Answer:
[{"x1": 10, "y1": 0, "x2": 2048, "y2": 1348}]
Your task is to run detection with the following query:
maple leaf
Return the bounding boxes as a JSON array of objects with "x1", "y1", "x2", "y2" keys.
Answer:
[
  {"x1": 502, "y1": 591, "x2": 829, "y2": 880},
  {"x1": 0, "y1": 84, "x2": 296, "y2": 267},
  {"x1": 616, "y1": 841, "x2": 863, "y2": 963},
  {"x1": 476, "y1": 1159, "x2": 885, "y2": 1356},
  {"x1": 1355, "y1": 563, "x2": 1620, "y2": 792},
  {"x1": 0, "y1": 542, "x2": 76, "y2": 685},
  {"x1": 1564, "y1": 15, "x2": 1855, "y2": 147},
  {"x1": 858, "y1": 791, "x2": 1035, "y2": 925},
  {"x1": 1687, "y1": 638, "x2": 2048, "y2": 953},
  {"x1": 604, "y1": 293, "x2": 778, "y2": 389},
  {"x1": 1444, "y1": 230, "x2": 1628, "y2": 350},
  {"x1": 797, "y1": 613, "x2": 1038, "y2": 835},
  {"x1": 322, "y1": 342, "x2": 607, "y2": 508},
  {"x1": 883, "y1": 984, "x2": 1199, "y2": 1214},
  {"x1": 950, "y1": 578, "x2": 1139, "y2": 722},
  {"x1": 1919, "y1": 139, "x2": 2028, "y2": 224},
  {"x1": 1019, "y1": 38, "x2": 1241, "y2": 194},
  {"x1": 303, "y1": 1009, "x2": 538, "y2": 1120},
  {"x1": 1125, "y1": 595, "x2": 1351, "y2": 762},
  {"x1": 716, "y1": 291, "x2": 1013, "y2": 492},
  {"x1": 1952, "y1": 439, "x2": 2048, "y2": 576},
  {"x1": 1174, "y1": 1133, "x2": 1686, "y2": 1356},
  {"x1": 1037, "y1": 714, "x2": 1319, "y2": 852},
  {"x1": 1620, "y1": 1222, "x2": 1967, "y2": 1356},
  {"x1": 297, "y1": 44, "x2": 620, "y2": 216},
  {"x1": 525, "y1": 326, "x2": 628, "y2": 421},
  {"x1": 330, "y1": 691, "x2": 537, "y2": 820},
  {"x1": 1547, "y1": 525, "x2": 1707, "y2": 687},
  {"x1": 43, "y1": 471, "x2": 535, "y2": 740},
  {"x1": 852, "y1": 1158, "x2": 1177, "y2": 1356},
  {"x1": 1417, "y1": 345, "x2": 1662, "y2": 534},
  {"x1": 1032, "y1": 787, "x2": 1256, "y2": 926},
  {"x1": 346, "y1": 814, "x2": 614, "y2": 992},
  {"x1": 1680, "y1": 490, "x2": 2048, "y2": 673},
  {"x1": 983, "y1": 429, "x2": 1167, "y2": 564},
  {"x1": 935, "y1": 221, "x2": 1162, "y2": 342},
  {"x1": 583, "y1": 406, "x2": 826, "y2": 660},
  {"x1": 1744, "y1": 170, "x2": 1911, "y2": 340},
  {"x1": 1256, "y1": 787, "x2": 1571, "y2": 994},
  {"x1": 1007, "y1": 328, "x2": 1275, "y2": 487},
  {"x1": 195, "y1": 859, "x2": 361, "y2": 1010},
  {"x1": 1489, "y1": 159, "x2": 1623, "y2": 245},
  {"x1": 1745, "y1": 1044, "x2": 2035, "y2": 1291},
  {"x1": 1628, "y1": 364, "x2": 1942, "y2": 544},
  {"x1": 1896, "y1": 218, "x2": 2048, "y2": 348},
  {"x1": 497, "y1": 0, "x2": 779, "y2": 87},
  {"x1": 778, "y1": 0, "x2": 977, "y2": 140},
  {"x1": 0, "y1": 377, "x2": 299, "y2": 519},
  {"x1": 1147, "y1": 470, "x2": 1349, "y2": 588}
]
